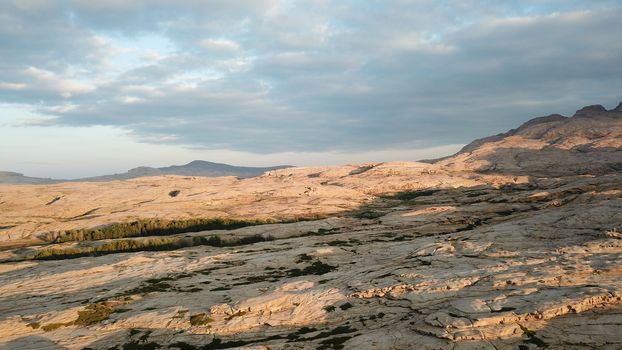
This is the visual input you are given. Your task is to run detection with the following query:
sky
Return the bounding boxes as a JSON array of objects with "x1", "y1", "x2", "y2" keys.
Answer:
[{"x1": 1, "y1": 0, "x2": 621, "y2": 178}]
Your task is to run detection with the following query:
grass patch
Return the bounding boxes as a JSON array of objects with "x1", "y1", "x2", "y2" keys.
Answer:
[{"x1": 41, "y1": 304, "x2": 116, "y2": 332}]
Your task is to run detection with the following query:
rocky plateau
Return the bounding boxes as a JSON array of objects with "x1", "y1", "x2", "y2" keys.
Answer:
[{"x1": 0, "y1": 104, "x2": 621, "y2": 349}]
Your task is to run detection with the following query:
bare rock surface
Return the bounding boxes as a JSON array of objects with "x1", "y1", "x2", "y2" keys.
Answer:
[
  {"x1": 0, "y1": 104, "x2": 621, "y2": 349},
  {"x1": 0, "y1": 162, "x2": 519, "y2": 245},
  {"x1": 434, "y1": 105, "x2": 622, "y2": 176}
]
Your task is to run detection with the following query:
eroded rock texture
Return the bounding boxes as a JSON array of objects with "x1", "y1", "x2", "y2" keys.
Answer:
[{"x1": 0, "y1": 104, "x2": 620, "y2": 349}]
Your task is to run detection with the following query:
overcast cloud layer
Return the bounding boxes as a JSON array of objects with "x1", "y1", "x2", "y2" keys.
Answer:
[{"x1": 1, "y1": 0, "x2": 622, "y2": 160}]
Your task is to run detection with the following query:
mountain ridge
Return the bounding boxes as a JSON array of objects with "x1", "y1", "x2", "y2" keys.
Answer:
[
  {"x1": 431, "y1": 102, "x2": 622, "y2": 176},
  {"x1": 0, "y1": 160, "x2": 292, "y2": 184},
  {"x1": 3, "y1": 102, "x2": 621, "y2": 184}
]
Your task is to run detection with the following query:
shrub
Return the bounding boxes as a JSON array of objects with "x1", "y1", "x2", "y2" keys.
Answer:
[
  {"x1": 54, "y1": 218, "x2": 274, "y2": 243},
  {"x1": 189, "y1": 313, "x2": 213, "y2": 326},
  {"x1": 34, "y1": 234, "x2": 273, "y2": 260},
  {"x1": 41, "y1": 322, "x2": 65, "y2": 332},
  {"x1": 74, "y1": 304, "x2": 113, "y2": 326}
]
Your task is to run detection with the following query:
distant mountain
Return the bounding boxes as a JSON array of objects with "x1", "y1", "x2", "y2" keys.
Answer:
[
  {"x1": 0, "y1": 171, "x2": 63, "y2": 185},
  {"x1": 81, "y1": 160, "x2": 291, "y2": 181},
  {"x1": 0, "y1": 161, "x2": 292, "y2": 184},
  {"x1": 429, "y1": 102, "x2": 622, "y2": 176},
  {"x1": 4, "y1": 102, "x2": 621, "y2": 184}
]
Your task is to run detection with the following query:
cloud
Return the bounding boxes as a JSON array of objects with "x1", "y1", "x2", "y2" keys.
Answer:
[
  {"x1": 199, "y1": 38, "x2": 241, "y2": 52},
  {"x1": 0, "y1": 0, "x2": 621, "y2": 155}
]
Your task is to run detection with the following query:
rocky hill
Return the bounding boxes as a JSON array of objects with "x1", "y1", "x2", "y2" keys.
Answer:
[
  {"x1": 81, "y1": 160, "x2": 291, "y2": 181},
  {"x1": 0, "y1": 171, "x2": 62, "y2": 185},
  {"x1": 0, "y1": 103, "x2": 620, "y2": 349},
  {"x1": 433, "y1": 103, "x2": 622, "y2": 176}
]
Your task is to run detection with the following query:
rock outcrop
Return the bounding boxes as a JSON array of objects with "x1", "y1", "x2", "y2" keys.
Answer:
[{"x1": 434, "y1": 104, "x2": 622, "y2": 176}]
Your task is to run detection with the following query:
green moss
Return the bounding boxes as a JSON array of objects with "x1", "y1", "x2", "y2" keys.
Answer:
[
  {"x1": 189, "y1": 313, "x2": 213, "y2": 326},
  {"x1": 41, "y1": 322, "x2": 66, "y2": 332},
  {"x1": 74, "y1": 304, "x2": 113, "y2": 326}
]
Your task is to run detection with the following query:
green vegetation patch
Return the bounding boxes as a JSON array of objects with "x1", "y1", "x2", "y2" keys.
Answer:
[
  {"x1": 189, "y1": 313, "x2": 214, "y2": 326},
  {"x1": 389, "y1": 189, "x2": 439, "y2": 200},
  {"x1": 74, "y1": 303, "x2": 114, "y2": 326},
  {"x1": 339, "y1": 302, "x2": 353, "y2": 311},
  {"x1": 41, "y1": 303, "x2": 128, "y2": 332},
  {"x1": 34, "y1": 237, "x2": 191, "y2": 260},
  {"x1": 33, "y1": 234, "x2": 275, "y2": 261},
  {"x1": 53, "y1": 217, "x2": 273, "y2": 243},
  {"x1": 286, "y1": 261, "x2": 336, "y2": 277},
  {"x1": 41, "y1": 322, "x2": 66, "y2": 332}
]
